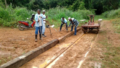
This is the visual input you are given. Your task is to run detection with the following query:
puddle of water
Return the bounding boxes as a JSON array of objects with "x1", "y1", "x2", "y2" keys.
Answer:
[
  {"x1": 39, "y1": 56, "x2": 56, "y2": 68},
  {"x1": 0, "y1": 51, "x2": 11, "y2": 56},
  {"x1": 32, "y1": 66, "x2": 38, "y2": 68},
  {"x1": 0, "y1": 45, "x2": 14, "y2": 49},
  {"x1": 59, "y1": 43, "x2": 71, "y2": 48},
  {"x1": 94, "y1": 62, "x2": 101, "y2": 68}
]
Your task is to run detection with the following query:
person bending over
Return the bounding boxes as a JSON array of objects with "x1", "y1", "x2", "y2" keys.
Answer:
[
  {"x1": 68, "y1": 17, "x2": 79, "y2": 35},
  {"x1": 60, "y1": 17, "x2": 68, "y2": 31}
]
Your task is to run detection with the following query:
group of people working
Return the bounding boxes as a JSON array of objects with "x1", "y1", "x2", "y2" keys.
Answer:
[
  {"x1": 34, "y1": 9, "x2": 79, "y2": 42},
  {"x1": 60, "y1": 17, "x2": 79, "y2": 35}
]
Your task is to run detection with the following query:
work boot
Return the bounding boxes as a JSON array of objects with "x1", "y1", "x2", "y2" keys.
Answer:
[
  {"x1": 42, "y1": 34, "x2": 46, "y2": 37},
  {"x1": 35, "y1": 35, "x2": 37, "y2": 42},
  {"x1": 39, "y1": 34, "x2": 42, "y2": 40}
]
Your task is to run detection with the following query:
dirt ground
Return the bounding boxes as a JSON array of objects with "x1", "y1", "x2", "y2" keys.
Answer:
[
  {"x1": 20, "y1": 30, "x2": 97, "y2": 68},
  {"x1": 1, "y1": 20, "x2": 119, "y2": 68},
  {"x1": 20, "y1": 30, "x2": 82, "y2": 68},
  {"x1": 20, "y1": 20, "x2": 120, "y2": 68},
  {"x1": 0, "y1": 27, "x2": 75, "y2": 65},
  {"x1": 81, "y1": 20, "x2": 120, "y2": 68}
]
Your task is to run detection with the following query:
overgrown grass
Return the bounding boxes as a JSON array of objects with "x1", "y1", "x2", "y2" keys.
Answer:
[
  {"x1": 112, "y1": 19, "x2": 120, "y2": 33},
  {"x1": 46, "y1": 7, "x2": 93, "y2": 27},
  {"x1": 102, "y1": 47, "x2": 120, "y2": 68},
  {"x1": 102, "y1": 8, "x2": 120, "y2": 19},
  {"x1": 0, "y1": 5, "x2": 93, "y2": 28},
  {"x1": 0, "y1": 4, "x2": 35, "y2": 27}
]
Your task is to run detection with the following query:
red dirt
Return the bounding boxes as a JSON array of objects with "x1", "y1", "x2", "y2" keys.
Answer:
[
  {"x1": 0, "y1": 27, "x2": 74, "y2": 65},
  {"x1": 20, "y1": 30, "x2": 83, "y2": 68},
  {"x1": 20, "y1": 29, "x2": 97, "y2": 68}
]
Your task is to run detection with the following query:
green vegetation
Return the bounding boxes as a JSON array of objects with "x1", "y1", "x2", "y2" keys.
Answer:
[
  {"x1": 102, "y1": 8, "x2": 120, "y2": 19},
  {"x1": 46, "y1": 7, "x2": 92, "y2": 27},
  {"x1": 1, "y1": 0, "x2": 120, "y2": 14},
  {"x1": 0, "y1": 5, "x2": 35, "y2": 27},
  {"x1": 0, "y1": 0, "x2": 120, "y2": 27},
  {"x1": 112, "y1": 19, "x2": 120, "y2": 33},
  {"x1": 102, "y1": 47, "x2": 120, "y2": 68},
  {"x1": 0, "y1": 5, "x2": 92, "y2": 27}
]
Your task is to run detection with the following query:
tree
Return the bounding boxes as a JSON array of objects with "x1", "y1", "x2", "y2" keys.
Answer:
[{"x1": 4, "y1": 0, "x2": 7, "y2": 8}]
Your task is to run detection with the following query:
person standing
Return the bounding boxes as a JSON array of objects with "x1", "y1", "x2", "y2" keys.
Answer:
[
  {"x1": 35, "y1": 9, "x2": 43, "y2": 42},
  {"x1": 68, "y1": 17, "x2": 79, "y2": 35},
  {"x1": 41, "y1": 10, "x2": 47, "y2": 37},
  {"x1": 60, "y1": 17, "x2": 68, "y2": 31}
]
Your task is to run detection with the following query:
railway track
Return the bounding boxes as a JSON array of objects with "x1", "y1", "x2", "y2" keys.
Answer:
[
  {"x1": 20, "y1": 32, "x2": 98, "y2": 68},
  {"x1": 44, "y1": 34, "x2": 85, "y2": 68},
  {"x1": 45, "y1": 34, "x2": 97, "y2": 68}
]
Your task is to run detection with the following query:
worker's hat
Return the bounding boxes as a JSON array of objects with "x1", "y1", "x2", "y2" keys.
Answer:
[
  {"x1": 43, "y1": 10, "x2": 45, "y2": 12},
  {"x1": 71, "y1": 18, "x2": 74, "y2": 20},
  {"x1": 68, "y1": 17, "x2": 71, "y2": 20}
]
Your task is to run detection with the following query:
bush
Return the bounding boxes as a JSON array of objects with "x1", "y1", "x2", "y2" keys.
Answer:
[
  {"x1": 0, "y1": 7, "x2": 10, "y2": 21},
  {"x1": 46, "y1": 7, "x2": 93, "y2": 27},
  {"x1": 0, "y1": 6, "x2": 93, "y2": 27},
  {"x1": 102, "y1": 8, "x2": 120, "y2": 18},
  {"x1": 0, "y1": 5, "x2": 35, "y2": 27}
]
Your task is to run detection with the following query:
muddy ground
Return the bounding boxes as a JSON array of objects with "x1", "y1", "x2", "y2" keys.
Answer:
[
  {"x1": 20, "y1": 20, "x2": 120, "y2": 68},
  {"x1": 0, "y1": 20, "x2": 120, "y2": 68},
  {"x1": 20, "y1": 29, "x2": 97, "y2": 68},
  {"x1": 0, "y1": 27, "x2": 75, "y2": 65}
]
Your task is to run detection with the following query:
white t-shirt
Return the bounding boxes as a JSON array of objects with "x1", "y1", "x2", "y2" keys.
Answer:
[
  {"x1": 38, "y1": 14, "x2": 42, "y2": 26},
  {"x1": 42, "y1": 14, "x2": 46, "y2": 24}
]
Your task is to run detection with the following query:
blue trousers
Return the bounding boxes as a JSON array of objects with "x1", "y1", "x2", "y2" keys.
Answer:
[
  {"x1": 35, "y1": 26, "x2": 42, "y2": 35},
  {"x1": 60, "y1": 23, "x2": 68, "y2": 31},
  {"x1": 42, "y1": 23, "x2": 46, "y2": 34},
  {"x1": 71, "y1": 26, "x2": 77, "y2": 35}
]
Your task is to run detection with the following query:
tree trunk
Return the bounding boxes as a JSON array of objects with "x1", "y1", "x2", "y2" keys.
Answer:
[{"x1": 5, "y1": 0, "x2": 7, "y2": 8}]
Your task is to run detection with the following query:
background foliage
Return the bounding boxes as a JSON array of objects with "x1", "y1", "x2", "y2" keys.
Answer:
[
  {"x1": 0, "y1": 0, "x2": 120, "y2": 27},
  {"x1": 1, "y1": 0, "x2": 120, "y2": 14}
]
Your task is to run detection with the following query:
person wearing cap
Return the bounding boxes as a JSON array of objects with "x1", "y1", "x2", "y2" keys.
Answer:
[
  {"x1": 60, "y1": 17, "x2": 68, "y2": 31},
  {"x1": 34, "y1": 9, "x2": 43, "y2": 42},
  {"x1": 68, "y1": 17, "x2": 79, "y2": 35},
  {"x1": 41, "y1": 10, "x2": 47, "y2": 37}
]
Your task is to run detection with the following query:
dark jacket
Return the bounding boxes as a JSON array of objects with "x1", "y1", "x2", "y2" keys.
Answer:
[{"x1": 69, "y1": 19, "x2": 79, "y2": 27}]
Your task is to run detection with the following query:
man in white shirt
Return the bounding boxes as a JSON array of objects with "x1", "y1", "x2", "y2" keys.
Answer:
[
  {"x1": 60, "y1": 17, "x2": 68, "y2": 31},
  {"x1": 41, "y1": 10, "x2": 47, "y2": 37}
]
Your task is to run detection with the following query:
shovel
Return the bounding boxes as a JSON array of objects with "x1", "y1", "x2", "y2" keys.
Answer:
[
  {"x1": 50, "y1": 25, "x2": 57, "y2": 31},
  {"x1": 46, "y1": 25, "x2": 52, "y2": 37},
  {"x1": 46, "y1": 21, "x2": 53, "y2": 38}
]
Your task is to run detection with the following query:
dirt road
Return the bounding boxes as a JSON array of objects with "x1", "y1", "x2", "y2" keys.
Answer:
[
  {"x1": 81, "y1": 20, "x2": 120, "y2": 68},
  {"x1": 0, "y1": 27, "x2": 72, "y2": 65},
  {"x1": 20, "y1": 29, "x2": 97, "y2": 68}
]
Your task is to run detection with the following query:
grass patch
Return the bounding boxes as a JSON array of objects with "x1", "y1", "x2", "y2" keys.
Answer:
[
  {"x1": 99, "y1": 38, "x2": 111, "y2": 47},
  {"x1": 96, "y1": 38, "x2": 120, "y2": 68},
  {"x1": 112, "y1": 19, "x2": 120, "y2": 33},
  {"x1": 0, "y1": 56, "x2": 13, "y2": 65},
  {"x1": 99, "y1": 30, "x2": 107, "y2": 35},
  {"x1": 102, "y1": 47, "x2": 120, "y2": 68}
]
